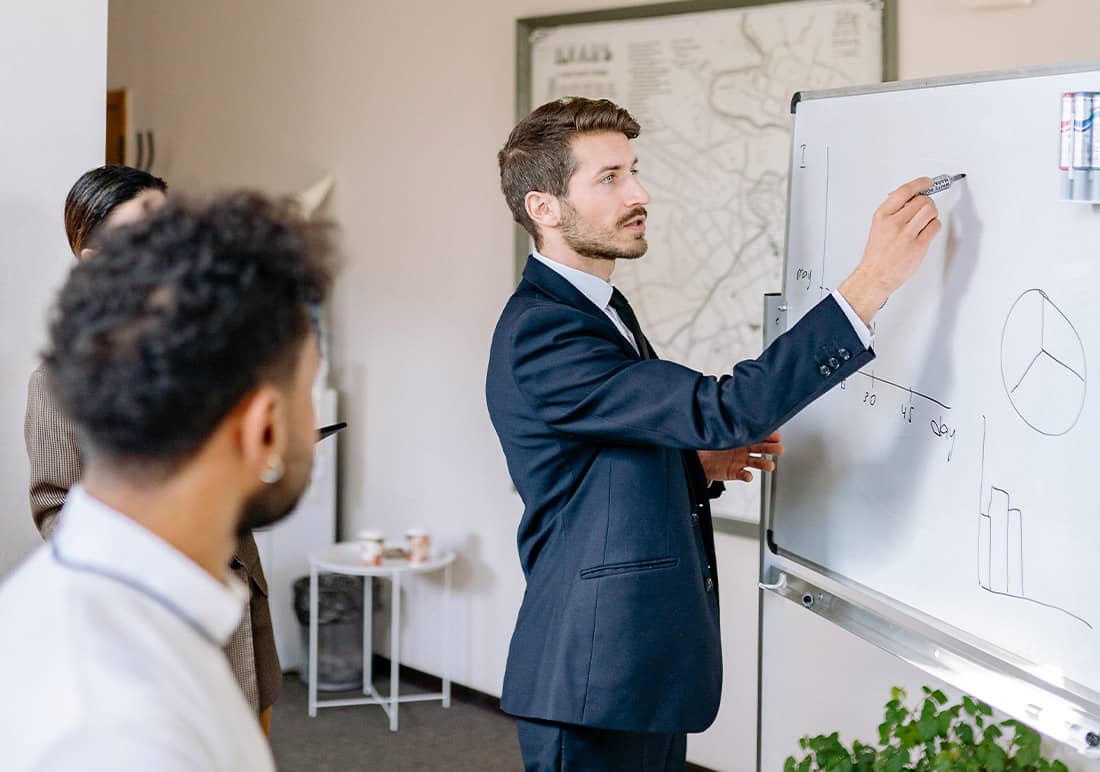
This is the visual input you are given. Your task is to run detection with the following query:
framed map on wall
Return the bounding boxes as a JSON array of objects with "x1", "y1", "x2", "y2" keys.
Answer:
[{"x1": 515, "y1": 0, "x2": 895, "y2": 523}]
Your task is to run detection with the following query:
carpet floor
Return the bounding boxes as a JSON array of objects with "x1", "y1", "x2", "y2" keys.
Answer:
[{"x1": 270, "y1": 672, "x2": 522, "y2": 771}]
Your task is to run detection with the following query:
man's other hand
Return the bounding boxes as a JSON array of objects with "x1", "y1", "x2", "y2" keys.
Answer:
[{"x1": 697, "y1": 432, "x2": 784, "y2": 483}]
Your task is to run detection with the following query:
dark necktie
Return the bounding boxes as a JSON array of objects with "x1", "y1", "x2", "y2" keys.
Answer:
[{"x1": 609, "y1": 287, "x2": 654, "y2": 360}]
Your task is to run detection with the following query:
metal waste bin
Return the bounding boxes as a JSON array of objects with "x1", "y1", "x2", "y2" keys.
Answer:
[{"x1": 292, "y1": 574, "x2": 363, "y2": 691}]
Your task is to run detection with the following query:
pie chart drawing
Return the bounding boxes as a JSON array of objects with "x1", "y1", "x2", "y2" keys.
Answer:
[{"x1": 1000, "y1": 289, "x2": 1086, "y2": 436}]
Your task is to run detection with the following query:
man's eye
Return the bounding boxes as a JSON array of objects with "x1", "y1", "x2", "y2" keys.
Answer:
[
  {"x1": 601, "y1": 174, "x2": 614, "y2": 184},
  {"x1": 631, "y1": 169, "x2": 639, "y2": 176}
]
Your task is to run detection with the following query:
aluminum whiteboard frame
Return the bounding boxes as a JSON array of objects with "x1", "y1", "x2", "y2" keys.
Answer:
[{"x1": 760, "y1": 61, "x2": 1100, "y2": 761}]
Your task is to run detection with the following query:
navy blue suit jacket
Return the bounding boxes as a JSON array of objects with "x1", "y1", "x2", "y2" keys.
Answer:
[{"x1": 486, "y1": 256, "x2": 873, "y2": 733}]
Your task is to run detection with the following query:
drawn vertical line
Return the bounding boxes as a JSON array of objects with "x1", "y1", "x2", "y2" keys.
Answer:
[
  {"x1": 1019, "y1": 512, "x2": 1025, "y2": 596},
  {"x1": 978, "y1": 416, "x2": 987, "y2": 586},
  {"x1": 990, "y1": 519, "x2": 998, "y2": 593},
  {"x1": 1041, "y1": 295, "x2": 1045, "y2": 347},
  {"x1": 978, "y1": 416, "x2": 986, "y2": 515},
  {"x1": 820, "y1": 145, "x2": 830, "y2": 301}
]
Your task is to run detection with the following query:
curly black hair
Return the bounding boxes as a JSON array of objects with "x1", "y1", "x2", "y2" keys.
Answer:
[{"x1": 44, "y1": 192, "x2": 335, "y2": 469}]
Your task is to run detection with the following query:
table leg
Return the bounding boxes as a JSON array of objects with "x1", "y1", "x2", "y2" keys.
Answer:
[
  {"x1": 443, "y1": 563, "x2": 452, "y2": 709},
  {"x1": 308, "y1": 565, "x2": 319, "y2": 718},
  {"x1": 363, "y1": 576, "x2": 373, "y2": 695},
  {"x1": 390, "y1": 573, "x2": 401, "y2": 731}
]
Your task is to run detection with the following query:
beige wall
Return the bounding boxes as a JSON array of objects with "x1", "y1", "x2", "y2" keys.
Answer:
[
  {"x1": 897, "y1": 0, "x2": 1100, "y2": 80},
  {"x1": 0, "y1": 0, "x2": 107, "y2": 576},
  {"x1": 105, "y1": 1, "x2": 1100, "y2": 769}
]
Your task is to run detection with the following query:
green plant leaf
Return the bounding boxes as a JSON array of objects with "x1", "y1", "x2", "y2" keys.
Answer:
[
  {"x1": 787, "y1": 687, "x2": 1067, "y2": 769},
  {"x1": 918, "y1": 715, "x2": 940, "y2": 742},
  {"x1": 1016, "y1": 742, "x2": 1041, "y2": 766},
  {"x1": 877, "y1": 722, "x2": 891, "y2": 745},
  {"x1": 955, "y1": 723, "x2": 974, "y2": 745},
  {"x1": 936, "y1": 711, "x2": 953, "y2": 737}
]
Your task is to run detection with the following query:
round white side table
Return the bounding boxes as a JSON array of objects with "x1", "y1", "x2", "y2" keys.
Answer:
[{"x1": 307, "y1": 542, "x2": 456, "y2": 731}]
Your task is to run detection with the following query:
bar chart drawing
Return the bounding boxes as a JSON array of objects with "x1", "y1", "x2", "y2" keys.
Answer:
[
  {"x1": 1000, "y1": 289, "x2": 1086, "y2": 436},
  {"x1": 977, "y1": 417, "x2": 1091, "y2": 628}
]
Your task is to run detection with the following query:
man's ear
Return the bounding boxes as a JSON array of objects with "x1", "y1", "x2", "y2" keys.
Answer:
[
  {"x1": 524, "y1": 191, "x2": 561, "y2": 234},
  {"x1": 78, "y1": 247, "x2": 95, "y2": 261},
  {"x1": 238, "y1": 385, "x2": 286, "y2": 479}
]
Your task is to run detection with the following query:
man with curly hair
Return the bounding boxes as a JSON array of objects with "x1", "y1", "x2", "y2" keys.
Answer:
[{"x1": 0, "y1": 193, "x2": 334, "y2": 771}]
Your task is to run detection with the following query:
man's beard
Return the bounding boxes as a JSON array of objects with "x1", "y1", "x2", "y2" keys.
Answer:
[
  {"x1": 560, "y1": 202, "x2": 648, "y2": 261},
  {"x1": 236, "y1": 452, "x2": 311, "y2": 538}
]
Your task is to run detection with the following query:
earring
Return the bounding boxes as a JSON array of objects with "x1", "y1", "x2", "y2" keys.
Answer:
[{"x1": 260, "y1": 455, "x2": 285, "y2": 484}]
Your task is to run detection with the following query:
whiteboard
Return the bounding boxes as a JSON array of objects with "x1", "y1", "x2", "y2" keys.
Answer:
[{"x1": 773, "y1": 65, "x2": 1100, "y2": 714}]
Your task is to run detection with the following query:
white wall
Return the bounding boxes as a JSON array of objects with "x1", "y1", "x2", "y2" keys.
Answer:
[
  {"x1": 103, "y1": 1, "x2": 1100, "y2": 770},
  {"x1": 0, "y1": 0, "x2": 107, "y2": 576}
]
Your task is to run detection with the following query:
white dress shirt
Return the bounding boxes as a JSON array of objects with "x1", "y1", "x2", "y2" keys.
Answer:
[
  {"x1": 0, "y1": 486, "x2": 274, "y2": 772},
  {"x1": 531, "y1": 250, "x2": 872, "y2": 355}
]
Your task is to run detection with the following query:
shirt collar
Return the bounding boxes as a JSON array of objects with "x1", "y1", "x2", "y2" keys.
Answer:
[
  {"x1": 51, "y1": 486, "x2": 248, "y2": 646},
  {"x1": 531, "y1": 250, "x2": 615, "y2": 312}
]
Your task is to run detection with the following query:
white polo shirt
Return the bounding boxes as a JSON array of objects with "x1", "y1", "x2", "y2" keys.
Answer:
[{"x1": 0, "y1": 486, "x2": 274, "y2": 771}]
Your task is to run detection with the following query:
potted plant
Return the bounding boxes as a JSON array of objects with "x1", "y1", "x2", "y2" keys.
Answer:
[{"x1": 785, "y1": 686, "x2": 1069, "y2": 771}]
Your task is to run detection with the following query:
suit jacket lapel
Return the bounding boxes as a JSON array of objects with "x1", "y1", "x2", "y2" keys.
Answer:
[{"x1": 521, "y1": 256, "x2": 643, "y2": 361}]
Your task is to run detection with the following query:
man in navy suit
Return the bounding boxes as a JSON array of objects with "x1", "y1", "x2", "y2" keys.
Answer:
[{"x1": 486, "y1": 97, "x2": 940, "y2": 771}]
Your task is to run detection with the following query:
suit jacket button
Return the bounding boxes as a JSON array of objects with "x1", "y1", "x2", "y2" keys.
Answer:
[
  {"x1": 838, "y1": 348, "x2": 851, "y2": 361},
  {"x1": 705, "y1": 577, "x2": 714, "y2": 592},
  {"x1": 819, "y1": 364, "x2": 832, "y2": 377},
  {"x1": 828, "y1": 356, "x2": 840, "y2": 369},
  {"x1": 691, "y1": 512, "x2": 699, "y2": 525}
]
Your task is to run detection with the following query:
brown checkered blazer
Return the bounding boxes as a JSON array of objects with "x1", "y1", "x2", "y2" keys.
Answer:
[{"x1": 24, "y1": 365, "x2": 283, "y2": 713}]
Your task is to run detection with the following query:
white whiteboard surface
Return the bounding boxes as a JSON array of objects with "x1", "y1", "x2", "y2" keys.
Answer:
[{"x1": 774, "y1": 65, "x2": 1100, "y2": 707}]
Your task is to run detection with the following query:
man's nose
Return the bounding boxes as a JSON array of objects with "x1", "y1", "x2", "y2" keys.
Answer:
[{"x1": 626, "y1": 175, "x2": 650, "y2": 207}]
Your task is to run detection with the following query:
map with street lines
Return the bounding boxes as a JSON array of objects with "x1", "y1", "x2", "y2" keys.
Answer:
[{"x1": 529, "y1": 0, "x2": 883, "y2": 519}]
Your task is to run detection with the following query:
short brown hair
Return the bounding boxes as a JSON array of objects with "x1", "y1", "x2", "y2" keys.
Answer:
[{"x1": 498, "y1": 97, "x2": 640, "y2": 248}]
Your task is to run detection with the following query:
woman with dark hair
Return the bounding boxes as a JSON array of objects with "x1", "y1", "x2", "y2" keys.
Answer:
[
  {"x1": 63, "y1": 164, "x2": 168, "y2": 258},
  {"x1": 23, "y1": 165, "x2": 282, "y2": 735}
]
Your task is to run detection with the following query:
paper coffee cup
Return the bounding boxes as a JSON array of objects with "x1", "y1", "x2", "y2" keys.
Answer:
[
  {"x1": 405, "y1": 528, "x2": 431, "y2": 563},
  {"x1": 357, "y1": 529, "x2": 384, "y2": 566}
]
